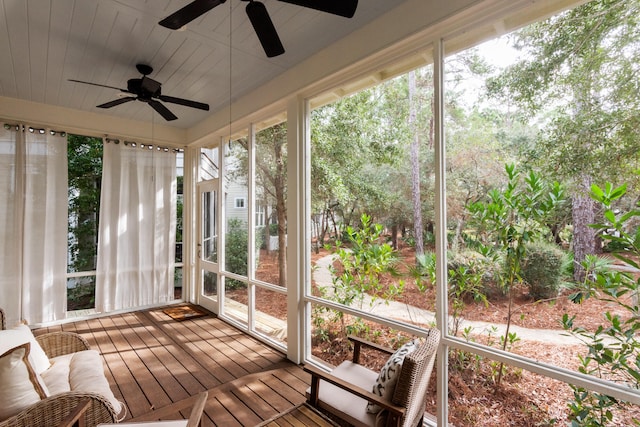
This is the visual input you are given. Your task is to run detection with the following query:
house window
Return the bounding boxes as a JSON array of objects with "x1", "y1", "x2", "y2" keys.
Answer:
[
  {"x1": 234, "y1": 197, "x2": 246, "y2": 209},
  {"x1": 255, "y1": 205, "x2": 266, "y2": 227}
]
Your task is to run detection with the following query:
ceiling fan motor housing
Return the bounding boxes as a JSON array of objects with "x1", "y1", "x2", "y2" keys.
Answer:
[{"x1": 127, "y1": 77, "x2": 162, "y2": 100}]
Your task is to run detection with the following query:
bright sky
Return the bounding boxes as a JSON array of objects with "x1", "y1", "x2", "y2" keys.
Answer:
[
  {"x1": 477, "y1": 34, "x2": 522, "y2": 68},
  {"x1": 448, "y1": 34, "x2": 524, "y2": 109}
]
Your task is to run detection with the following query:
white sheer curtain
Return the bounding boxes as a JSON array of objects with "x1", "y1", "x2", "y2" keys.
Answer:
[
  {"x1": 96, "y1": 141, "x2": 177, "y2": 312},
  {"x1": 0, "y1": 124, "x2": 68, "y2": 326}
]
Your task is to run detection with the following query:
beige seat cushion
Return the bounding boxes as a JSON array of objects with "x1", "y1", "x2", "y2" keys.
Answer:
[
  {"x1": 40, "y1": 353, "x2": 73, "y2": 395},
  {"x1": 43, "y1": 350, "x2": 123, "y2": 416},
  {"x1": 310, "y1": 361, "x2": 383, "y2": 427}
]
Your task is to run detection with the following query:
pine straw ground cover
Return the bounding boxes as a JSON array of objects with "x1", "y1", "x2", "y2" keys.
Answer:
[{"x1": 249, "y1": 247, "x2": 640, "y2": 426}]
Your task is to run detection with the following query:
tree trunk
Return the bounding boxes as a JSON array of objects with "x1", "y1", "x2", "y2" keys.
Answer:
[
  {"x1": 572, "y1": 174, "x2": 599, "y2": 283},
  {"x1": 452, "y1": 218, "x2": 464, "y2": 253},
  {"x1": 408, "y1": 71, "x2": 424, "y2": 257},
  {"x1": 390, "y1": 224, "x2": 398, "y2": 249},
  {"x1": 273, "y1": 136, "x2": 287, "y2": 287}
]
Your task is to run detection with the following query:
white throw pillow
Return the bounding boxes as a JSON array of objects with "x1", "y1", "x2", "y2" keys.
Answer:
[
  {"x1": 366, "y1": 339, "x2": 420, "y2": 414},
  {"x1": 0, "y1": 324, "x2": 51, "y2": 374},
  {"x1": 0, "y1": 343, "x2": 48, "y2": 420}
]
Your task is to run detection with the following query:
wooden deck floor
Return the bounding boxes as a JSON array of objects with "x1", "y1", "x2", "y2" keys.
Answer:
[{"x1": 36, "y1": 305, "x2": 311, "y2": 426}]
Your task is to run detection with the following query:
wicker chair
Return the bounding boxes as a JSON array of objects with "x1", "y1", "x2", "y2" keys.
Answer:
[
  {"x1": 0, "y1": 308, "x2": 119, "y2": 427},
  {"x1": 305, "y1": 330, "x2": 440, "y2": 427}
]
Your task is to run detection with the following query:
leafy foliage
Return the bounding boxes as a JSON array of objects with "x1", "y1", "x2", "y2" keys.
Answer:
[
  {"x1": 520, "y1": 241, "x2": 567, "y2": 300},
  {"x1": 466, "y1": 163, "x2": 565, "y2": 385},
  {"x1": 67, "y1": 134, "x2": 103, "y2": 273},
  {"x1": 447, "y1": 255, "x2": 488, "y2": 337},
  {"x1": 323, "y1": 214, "x2": 403, "y2": 336},
  {"x1": 311, "y1": 82, "x2": 406, "y2": 237},
  {"x1": 66, "y1": 135, "x2": 103, "y2": 310},
  {"x1": 225, "y1": 218, "x2": 249, "y2": 290},
  {"x1": 563, "y1": 183, "x2": 640, "y2": 426},
  {"x1": 466, "y1": 164, "x2": 565, "y2": 291},
  {"x1": 488, "y1": 0, "x2": 640, "y2": 282}
]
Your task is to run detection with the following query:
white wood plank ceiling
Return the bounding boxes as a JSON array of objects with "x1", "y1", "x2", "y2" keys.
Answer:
[{"x1": 0, "y1": 0, "x2": 408, "y2": 129}]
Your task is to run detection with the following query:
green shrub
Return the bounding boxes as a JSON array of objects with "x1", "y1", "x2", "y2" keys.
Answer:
[
  {"x1": 602, "y1": 238, "x2": 627, "y2": 253},
  {"x1": 449, "y1": 249, "x2": 502, "y2": 297},
  {"x1": 564, "y1": 182, "x2": 640, "y2": 425},
  {"x1": 520, "y1": 241, "x2": 566, "y2": 300},
  {"x1": 225, "y1": 218, "x2": 248, "y2": 289}
]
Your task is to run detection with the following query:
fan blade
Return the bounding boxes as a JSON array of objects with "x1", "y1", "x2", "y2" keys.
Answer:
[
  {"x1": 246, "y1": 1, "x2": 285, "y2": 58},
  {"x1": 277, "y1": 0, "x2": 357, "y2": 18},
  {"x1": 97, "y1": 97, "x2": 137, "y2": 108},
  {"x1": 148, "y1": 100, "x2": 178, "y2": 121},
  {"x1": 159, "y1": 0, "x2": 227, "y2": 30},
  {"x1": 69, "y1": 79, "x2": 129, "y2": 92},
  {"x1": 158, "y1": 95, "x2": 210, "y2": 111}
]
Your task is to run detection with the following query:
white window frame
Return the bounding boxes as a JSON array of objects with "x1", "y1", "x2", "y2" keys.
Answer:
[{"x1": 234, "y1": 197, "x2": 246, "y2": 209}]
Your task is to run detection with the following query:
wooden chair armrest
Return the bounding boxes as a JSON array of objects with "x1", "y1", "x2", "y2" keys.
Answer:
[
  {"x1": 56, "y1": 398, "x2": 91, "y2": 427},
  {"x1": 36, "y1": 332, "x2": 91, "y2": 358},
  {"x1": 303, "y1": 364, "x2": 406, "y2": 417},
  {"x1": 347, "y1": 335, "x2": 393, "y2": 363},
  {"x1": 0, "y1": 392, "x2": 117, "y2": 427}
]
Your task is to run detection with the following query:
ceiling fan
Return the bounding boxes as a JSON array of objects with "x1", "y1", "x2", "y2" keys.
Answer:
[
  {"x1": 159, "y1": 0, "x2": 358, "y2": 58},
  {"x1": 68, "y1": 63, "x2": 210, "y2": 121}
]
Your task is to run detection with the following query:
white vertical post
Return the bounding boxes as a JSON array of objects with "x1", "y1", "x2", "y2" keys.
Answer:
[
  {"x1": 434, "y1": 38, "x2": 449, "y2": 426},
  {"x1": 286, "y1": 95, "x2": 310, "y2": 364},
  {"x1": 183, "y1": 146, "x2": 198, "y2": 304},
  {"x1": 248, "y1": 124, "x2": 256, "y2": 331},
  {"x1": 219, "y1": 137, "x2": 226, "y2": 315}
]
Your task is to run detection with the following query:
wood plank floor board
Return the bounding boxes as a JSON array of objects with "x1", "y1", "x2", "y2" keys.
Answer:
[
  {"x1": 256, "y1": 374, "x2": 305, "y2": 409},
  {"x1": 232, "y1": 384, "x2": 281, "y2": 421},
  {"x1": 89, "y1": 317, "x2": 152, "y2": 416},
  {"x1": 177, "y1": 316, "x2": 266, "y2": 375},
  {"x1": 272, "y1": 368, "x2": 313, "y2": 398},
  {"x1": 207, "y1": 397, "x2": 244, "y2": 427},
  {"x1": 165, "y1": 329, "x2": 240, "y2": 384},
  {"x1": 215, "y1": 391, "x2": 263, "y2": 426},
  {"x1": 282, "y1": 364, "x2": 315, "y2": 385},
  {"x1": 189, "y1": 315, "x2": 283, "y2": 369},
  {"x1": 52, "y1": 319, "x2": 124, "y2": 400},
  {"x1": 137, "y1": 310, "x2": 223, "y2": 390},
  {"x1": 129, "y1": 312, "x2": 210, "y2": 396},
  {"x1": 36, "y1": 305, "x2": 312, "y2": 425},
  {"x1": 99, "y1": 315, "x2": 174, "y2": 413},
  {"x1": 298, "y1": 404, "x2": 335, "y2": 426},
  {"x1": 146, "y1": 310, "x2": 247, "y2": 383},
  {"x1": 115, "y1": 313, "x2": 192, "y2": 404},
  {"x1": 67, "y1": 316, "x2": 157, "y2": 417},
  {"x1": 246, "y1": 378, "x2": 295, "y2": 413}
]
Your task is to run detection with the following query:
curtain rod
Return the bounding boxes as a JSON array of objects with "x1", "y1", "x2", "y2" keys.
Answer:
[
  {"x1": 2, "y1": 120, "x2": 184, "y2": 153},
  {"x1": 104, "y1": 136, "x2": 183, "y2": 153},
  {"x1": 3, "y1": 122, "x2": 67, "y2": 136}
]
